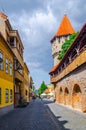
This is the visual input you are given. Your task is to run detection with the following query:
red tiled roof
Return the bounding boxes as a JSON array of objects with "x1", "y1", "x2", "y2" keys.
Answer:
[
  {"x1": 49, "y1": 64, "x2": 58, "y2": 74},
  {"x1": 55, "y1": 14, "x2": 75, "y2": 37},
  {"x1": 0, "y1": 12, "x2": 7, "y2": 19},
  {"x1": 44, "y1": 89, "x2": 50, "y2": 94}
]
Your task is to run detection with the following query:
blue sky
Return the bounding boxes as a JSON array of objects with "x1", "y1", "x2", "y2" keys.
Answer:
[{"x1": 0, "y1": 0, "x2": 86, "y2": 88}]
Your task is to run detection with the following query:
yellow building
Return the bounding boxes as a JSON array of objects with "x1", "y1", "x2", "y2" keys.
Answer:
[
  {"x1": 0, "y1": 12, "x2": 32, "y2": 109},
  {"x1": 0, "y1": 12, "x2": 25, "y2": 107},
  {"x1": 0, "y1": 32, "x2": 14, "y2": 115},
  {"x1": 21, "y1": 63, "x2": 30, "y2": 103},
  {"x1": 12, "y1": 30, "x2": 24, "y2": 107}
]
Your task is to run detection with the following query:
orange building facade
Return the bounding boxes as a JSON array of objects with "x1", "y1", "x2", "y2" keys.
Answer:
[{"x1": 49, "y1": 15, "x2": 86, "y2": 112}]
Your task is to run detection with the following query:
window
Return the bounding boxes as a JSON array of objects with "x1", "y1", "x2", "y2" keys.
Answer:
[
  {"x1": 6, "y1": 58, "x2": 8, "y2": 73},
  {"x1": 58, "y1": 37, "x2": 60, "y2": 43},
  {"x1": 10, "y1": 89, "x2": 12, "y2": 102},
  {"x1": 0, "y1": 52, "x2": 3, "y2": 70},
  {"x1": 26, "y1": 90, "x2": 28, "y2": 96},
  {"x1": 6, "y1": 89, "x2": 9, "y2": 103},
  {"x1": 0, "y1": 88, "x2": 1, "y2": 104},
  {"x1": 10, "y1": 63, "x2": 12, "y2": 76},
  {"x1": 10, "y1": 37, "x2": 15, "y2": 47}
]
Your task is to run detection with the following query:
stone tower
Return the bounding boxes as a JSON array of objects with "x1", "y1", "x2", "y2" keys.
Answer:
[{"x1": 51, "y1": 14, "x2": 75, "y2": 66}]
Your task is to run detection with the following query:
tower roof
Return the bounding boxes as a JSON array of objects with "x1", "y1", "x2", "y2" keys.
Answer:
[
  {"x1": 55, "y1": 14, "x2": 75, "y2": 37},
  {"x1": 0, "y1": 12, "x2": 7, "y2": 19}
]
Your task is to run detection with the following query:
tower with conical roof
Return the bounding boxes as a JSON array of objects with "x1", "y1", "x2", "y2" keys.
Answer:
[{"x1": 51, "y1": 14, "x2": 75, "y2": 66}]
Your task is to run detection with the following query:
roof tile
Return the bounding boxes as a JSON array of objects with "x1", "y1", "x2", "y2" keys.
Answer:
[
  {"x1": 55, "y1": 14, "x2": 75, "y2": 37},
  {"x1": 49, "y1": 64, "x2": 58, "y2": 74}
]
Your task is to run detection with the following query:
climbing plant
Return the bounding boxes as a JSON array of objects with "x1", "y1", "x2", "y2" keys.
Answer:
[{"x1": 58, "y1": 32, "x2": 79, "y2": 60}]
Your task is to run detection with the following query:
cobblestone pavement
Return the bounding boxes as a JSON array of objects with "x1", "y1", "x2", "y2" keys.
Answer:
[
  {"x1": 43, "y1": 99, "x2": 86, "y2": 130},
  {"x1": 0, "y1": 99, "x2": 61, "y2": 130},
  {"x1": 0, "y1": 99, "x2": 86, "y2": 130}
]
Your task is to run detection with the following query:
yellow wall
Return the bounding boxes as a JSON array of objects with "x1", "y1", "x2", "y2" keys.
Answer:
[
  {"x1": 0, "y1": 38, "x2": 14, "y2": 82},
  {"x1": 0, "y1": 36, "x2": 14, "y2": 108},
  {"x1": 23, "y1": 83, "x2": 30, "y2": 102},
  {"x1": 22, "y1": 63, "x2": 30, "y2": 102},
  {"x1": 0, "y1": 78, "x2": 14, "y2": 108}
]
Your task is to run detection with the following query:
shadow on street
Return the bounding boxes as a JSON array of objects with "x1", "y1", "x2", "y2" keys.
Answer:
[
  {"x1": 43, "y1": 99, "x2": 70, "y2": 130},
  {"x1": 0, "y1": 99, "x2": 73, "y2": 130}
]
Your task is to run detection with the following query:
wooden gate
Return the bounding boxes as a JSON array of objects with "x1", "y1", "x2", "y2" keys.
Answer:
[
  {"x1": 59, "y1": 87, "x2": 64, "y2": 104},
  {"x1": 72, "y1": 84, "x2": 82, "y2": 110},
  {"x1": 64, "y1": 88, "x2": 70, "y2": 105}
]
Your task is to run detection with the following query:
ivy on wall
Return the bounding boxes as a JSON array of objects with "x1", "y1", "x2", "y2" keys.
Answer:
[{"x1": 58, "y1": 32, "x2": 79, "y2": 60}]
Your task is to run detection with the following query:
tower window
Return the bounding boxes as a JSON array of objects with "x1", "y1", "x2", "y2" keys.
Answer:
[{"x1": 58, "y1": 37, "x2": 60, "y2": 43}]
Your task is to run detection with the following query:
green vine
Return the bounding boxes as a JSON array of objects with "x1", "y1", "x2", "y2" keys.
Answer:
[{"x1": 58, "y1": 32, "x2": 79, "y2": 60}]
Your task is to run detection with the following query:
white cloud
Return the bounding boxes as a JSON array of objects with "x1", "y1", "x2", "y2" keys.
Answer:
[
  {"x1": 27, "y1": 62, "x2": 40, "y2": 69},
  {"x1": 9, "y1": 8, "x2": 55, "y2": 79},
  {"x1": 7, "y1": 0, "x2": 86, "y2": 88},
  {"x1": 10, "y1": 8, "x2": 57, "y2": 47}
]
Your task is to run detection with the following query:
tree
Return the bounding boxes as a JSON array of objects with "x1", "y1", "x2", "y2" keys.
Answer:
[{"x1": 38, "y1": 81, "x2": 48, "y2": 96}]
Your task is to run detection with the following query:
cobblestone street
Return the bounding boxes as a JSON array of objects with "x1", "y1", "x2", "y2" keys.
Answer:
[{"x1": 0, "y1": 99, "x2": 86, "y2": 130}]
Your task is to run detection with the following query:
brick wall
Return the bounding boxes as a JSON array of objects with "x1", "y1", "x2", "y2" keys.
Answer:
[{"x1": 55, "y1": 63, "x2": 86, "y2": 112}]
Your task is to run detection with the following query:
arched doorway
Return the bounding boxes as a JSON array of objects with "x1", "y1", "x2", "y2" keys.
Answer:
[
  {"x1": 59, "y1": 87, "x2": 64, "y2": 104},
  {"x1": 72, "y1": 84, "x2": 82, "y2": 110},
  {"x1": 64, "y1": 88, "x2": 70, "y2": 106}
]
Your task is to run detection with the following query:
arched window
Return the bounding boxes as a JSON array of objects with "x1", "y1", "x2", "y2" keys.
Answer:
[
  {"x1": 65, "y1": 88, "x2": 69, "y2": 94},
  {"x1": 60, "y1": 87, "x2": 63, "y2": 93},
  {"x1": 73, "y1": 84, "x2": 81, "y2": 94}
]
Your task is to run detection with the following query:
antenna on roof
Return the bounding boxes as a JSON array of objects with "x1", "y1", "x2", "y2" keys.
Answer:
[{"x1": 64, "y1": 9, "x2": 67, "y2": 16}]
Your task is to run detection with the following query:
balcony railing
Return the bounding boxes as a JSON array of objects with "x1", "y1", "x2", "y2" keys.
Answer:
[
  {"x1": 15, "y1": 71, "x2": 24, "y2": 82},
  {"x1": 12, "y1": 48, "x2": 24, "y2": 67}
]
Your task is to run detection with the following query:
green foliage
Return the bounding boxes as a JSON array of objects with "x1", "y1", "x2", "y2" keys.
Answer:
[
  {"x1": 38, "y1": 81, "x2": 48, "y2": 96},
  {"x1": 58, "y1": 32, "x2": 79, "y2": 60}
]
